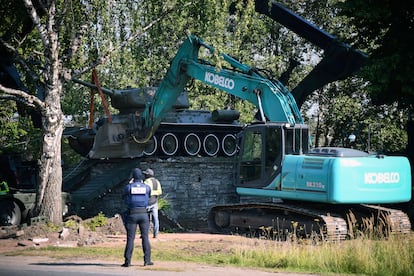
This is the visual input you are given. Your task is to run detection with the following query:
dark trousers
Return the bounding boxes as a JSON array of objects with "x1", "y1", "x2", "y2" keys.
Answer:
[{"x1": 124, "y1": 211, "x2": 151, "y2": 264}]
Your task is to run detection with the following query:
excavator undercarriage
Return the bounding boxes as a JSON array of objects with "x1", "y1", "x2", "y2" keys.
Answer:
[{"x1": 208, "y1": 202, "x2": 411, "y2": 241}]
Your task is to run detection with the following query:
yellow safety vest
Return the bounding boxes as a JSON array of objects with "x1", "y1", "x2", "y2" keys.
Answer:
[{"x1": 144, "y1": 177, "x2": 162, "y2": 196}]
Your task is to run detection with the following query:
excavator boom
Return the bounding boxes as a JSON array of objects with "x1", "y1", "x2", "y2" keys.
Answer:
[
  {"x1": 138, "y1": 35, "x2": 303, "y2": 143},
  {"x1": 138, "y1": 0, "x2": 369, "y2": 142}
]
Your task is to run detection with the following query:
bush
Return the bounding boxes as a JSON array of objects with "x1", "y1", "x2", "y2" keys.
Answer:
[
  {"x1": 84, "y1": 212, "x2": 107, "y2": 231},
  {"x1": 158, "y1": 197, "x2": 171, "y2": 211}
]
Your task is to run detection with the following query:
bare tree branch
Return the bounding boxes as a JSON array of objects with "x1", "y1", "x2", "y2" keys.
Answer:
[
  {"x1": 0, "y1": 38, "x2": 43, "y2": 87},
  {"x1": 0, "y1": 84, "x2": 45, "y2": 110},
  {"x1": 23, "y1": 0, "x2": 49, "y2": 50},
  {"x1": 0, "y1": 38, "x2": 16, "y2": 52},
  {"x1": 0, "y1": 94, "x2": 37, "y2": 109}
]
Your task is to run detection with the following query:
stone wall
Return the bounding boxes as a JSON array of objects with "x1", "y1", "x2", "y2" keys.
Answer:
[{"x1": 84, "y1": 156, "x2": 239, "y2": 231}]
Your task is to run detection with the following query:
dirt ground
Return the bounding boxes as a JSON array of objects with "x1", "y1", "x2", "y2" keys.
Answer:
[
  {"x1": 0, "y1": 216, "x2": 321, "y2": 276},
  {"x1": 0, "y1": 214, "x2": 244, "y2": 254},
  {"x1": 0, "y1": 214, "x2": 126, "y2": 252}
]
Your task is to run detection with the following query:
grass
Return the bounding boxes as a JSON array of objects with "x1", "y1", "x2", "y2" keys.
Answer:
[
  {"x1": 6, "y1": 210, "x2": 413, "y2": 275},
  {"x1": 6, "y1": 233, "x2": 414, "y2": 275}
]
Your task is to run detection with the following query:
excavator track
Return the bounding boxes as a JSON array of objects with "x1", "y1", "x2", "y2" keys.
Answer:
[
  {"x1": 208, "y1": 203, "x2": 411, "y2": 241},
  {"x1": 357, "y1": 204, "x2": 412, "y2": 235},
  {"x1": 208, "y1": 203, "x2": 348, "y2": 241}
]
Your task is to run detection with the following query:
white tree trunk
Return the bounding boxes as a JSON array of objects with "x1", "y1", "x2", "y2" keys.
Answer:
[
  {"x1": 35, "y1": 93, "x2": 63, "y2": 224},
  {"x1": 32, "y1": 0, "x2": 64, "y2": 225}
]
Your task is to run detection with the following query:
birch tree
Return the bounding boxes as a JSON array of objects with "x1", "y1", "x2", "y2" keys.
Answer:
[
  {"x1": 0, "y1": 0, "x2": 65, "y2": 224},
  {"x1": 0, "y1": 0, "x2": 176, "y2": 224}
]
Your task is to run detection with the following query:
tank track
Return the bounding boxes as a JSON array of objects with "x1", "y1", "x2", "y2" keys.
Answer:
[{"x1": 208, "y1": 203, "x2": 412, "y2": 241}]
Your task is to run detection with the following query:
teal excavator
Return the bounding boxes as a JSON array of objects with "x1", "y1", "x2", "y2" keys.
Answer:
[
  {"x1": 2, "y1": 1, "x2": 410, "y2": 232},
  {"x1": 68, "y1": 1, "x2": 411, "y2": 239},
  {"x1": 133, "y1": 35, "x2": 411, "y2": 239},
  {"x1": 105, "y1": 1, "x2": 410, "y2": 239}
]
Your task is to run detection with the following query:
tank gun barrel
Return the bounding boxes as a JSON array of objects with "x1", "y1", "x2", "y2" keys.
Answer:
[
  {"x1": 72, "y1": 78, "x2": 118, "y2": 97},
  {"x1": 71, "y1": 78, "x2": 189, "y2": 114},
  {"x1": 71, "y1": 78, "x2": 149, "y2": 113}
]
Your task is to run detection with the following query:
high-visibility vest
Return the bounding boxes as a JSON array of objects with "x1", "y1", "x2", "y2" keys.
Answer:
[
  {"x1": 144, "y1": 177, "x2": 162, "y2": 205},
  {"x1": 145, "y1": 177, "x2": 162, "y2": 196}
]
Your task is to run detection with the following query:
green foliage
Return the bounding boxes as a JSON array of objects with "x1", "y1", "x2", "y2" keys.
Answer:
[
  {"x1": 2, "y1": 0, "x2": 411, "y2": 200},
  {"x1": 337, "y1": 0, "x2": 414, "y2": 108},
  {"x1": 0, "y1": 100, "x2": 42, "y2": 157},
  {"x1": 7, "y1": 0, "x2": 396, "y2": 149},
  {"x1": 61, "y1": 137, "x2": 83, "y2": 168},
  {"x1": 84, "y1": 212, "x2": 107, "y2": 231},
  {"x1": 0, "y1": 1, "x2": 27, "y2": 35},
  {"x1": 304, "y1": 78, "x2": 409, "y2": 153},
  {"x1": 45, "y1": 222, "x2": 60, "y2": 233},
  {"x1": 63, "y1": 0, "x2": 323, "y2": 126},
  {"x1": 63, "y1": 219, "x2": 78, "y2": 230},
  {"x1": 0, "y1": 101, "x2": 24, "y2": 149},
  {"x1": 158, "y1": 197, "x2": 171, "y2": 211}
]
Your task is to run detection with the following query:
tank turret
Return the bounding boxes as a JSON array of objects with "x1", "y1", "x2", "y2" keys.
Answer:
[
  {"x1": 66, "y1": 79, "x2": 241, "y2": 159},
  {"x1": 72, "y1": 79, "x2": 190, "y2": 113}
]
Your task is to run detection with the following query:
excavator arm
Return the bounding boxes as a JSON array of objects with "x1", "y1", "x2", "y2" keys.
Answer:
[
  {"x1": 138, "y1": 1, "x2": 368, "y2": 143},
  {"x1": 138, "y1": 35, "x2": 303, "y2": 143}
]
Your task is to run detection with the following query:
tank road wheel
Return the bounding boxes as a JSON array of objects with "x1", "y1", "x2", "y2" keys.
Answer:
[
  {"x1": 161, "y1": 133, "x2": 179, "y2": 156},
  {"x1": 143, "y1": 136, "x2": 158, "y2": 156},
  {"x1": 0, "y1": 200, "x2": 21, "y2": 226},
  {"x1": 184, "y1": 133, "x2": 201, "y2": 156},
  {"x1": 222, "y1": 134, "x2": 237, "y2": 156},
  {"x1": 203, "y1": 134, "x2": 220, "y2": 156}
]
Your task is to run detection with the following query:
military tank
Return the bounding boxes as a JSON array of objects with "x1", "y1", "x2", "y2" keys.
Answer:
[{"x1": 66, "y1": 79, "x2": 242, "y2": 159}]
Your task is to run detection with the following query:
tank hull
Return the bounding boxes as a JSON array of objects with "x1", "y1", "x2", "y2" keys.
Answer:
[{"x1": 66, "y1": 109, "x2": 242, "y2": 159}]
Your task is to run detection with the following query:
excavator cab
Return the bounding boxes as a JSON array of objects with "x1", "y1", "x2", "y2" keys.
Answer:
[{"x1": 237, "y1": 123, "x2": 309, "y2": 189}]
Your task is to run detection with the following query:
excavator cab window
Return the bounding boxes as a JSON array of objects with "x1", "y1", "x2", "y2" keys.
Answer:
[
  {"x1": 264, "y1": 127, "x2": 283, "y2": 185},
  {"x1": 238, "y1": 124, "x2": 309, "y2": 188},
  {"x1": 284, "y1": 125, "x2": 309, "y2": 155},
  {"x1": 238, "y1": 125, "x2": 283, "y2": 188},
  {"x1": 239, "y1": 130, "x2": 262, "y2": 185}
]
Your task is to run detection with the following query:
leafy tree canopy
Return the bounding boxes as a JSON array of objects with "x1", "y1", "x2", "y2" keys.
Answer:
[
  {"x1": 2, "y1": 0, "x2": 410, "y2": 156},
  {"x1": 337, "y1": 0, "x2": 414, "y2": 108}
]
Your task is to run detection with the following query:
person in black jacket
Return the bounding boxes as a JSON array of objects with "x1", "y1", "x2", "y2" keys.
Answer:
[{"x1": 121, "y1": 168, "x2": 153, "y2": 267}]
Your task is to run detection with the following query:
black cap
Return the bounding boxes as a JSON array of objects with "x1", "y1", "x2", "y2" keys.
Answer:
[{"x1": 132, "y1": 168, "x2": 143, "y2": 181}]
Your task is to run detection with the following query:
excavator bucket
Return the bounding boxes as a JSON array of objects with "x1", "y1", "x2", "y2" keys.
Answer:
[{"x1": 88, "y1": 122, "x2": 146, "y2": 159}]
